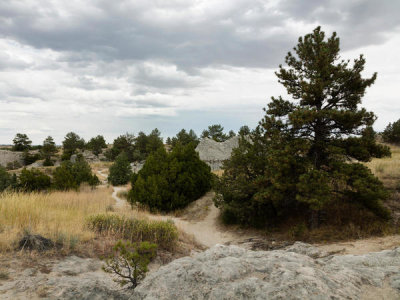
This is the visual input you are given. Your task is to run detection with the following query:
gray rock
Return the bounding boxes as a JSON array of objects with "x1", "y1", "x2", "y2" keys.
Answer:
[
  {"x1": 0, "y1": 150, "x2": 24, "y2": 167},
  {"x1": 195, "y1": 136, "x2": 240, "y2": 171},
  {"x1": 133, "y1": 243, "x2": 400, "y2": 300}
]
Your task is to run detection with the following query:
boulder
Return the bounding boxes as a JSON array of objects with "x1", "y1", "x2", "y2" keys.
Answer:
[
  {"x1": 195, "y1": 136, "x2": 240, "y2": 171},
  {"x1": 0, "y1": 150, "x2": 24, "y2": 168},
  {"x1": 133, "y1": 242, "x2": 400, "y2": 299}
]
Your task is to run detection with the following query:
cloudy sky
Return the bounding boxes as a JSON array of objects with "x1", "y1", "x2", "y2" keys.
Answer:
[{"x1": 0, "y1": 0, "x2": 399, "y2": 144}]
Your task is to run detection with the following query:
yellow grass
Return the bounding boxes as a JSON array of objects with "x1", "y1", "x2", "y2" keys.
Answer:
[
  {"x1": 365, "y1": 144, "x2": 400, "y2": 189},
  {"x1": 0, "y1": 186, "x2": 114, "y2": 252}
]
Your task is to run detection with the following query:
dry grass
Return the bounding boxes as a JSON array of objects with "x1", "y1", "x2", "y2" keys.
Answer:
[
  {"x1": 0, "y1": 186, "x2": 115, "y2": 253},
  {"x1": 365, "y1": 144, "x2": 400, "y2": 189}
]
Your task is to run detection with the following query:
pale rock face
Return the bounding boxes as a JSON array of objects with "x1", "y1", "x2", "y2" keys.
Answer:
[
  {"x1": 0, "y1": 150, "x2": 24, "y2": 167},
  {"x1": 2, "y1": 243, "x2": 399, "y2": 299},
  {"x1": 195, "y1": 136, "x2": 240, "y2": 170},
  {"x1": 132, "y1": 243, "x2": 400, "y2": 300}
]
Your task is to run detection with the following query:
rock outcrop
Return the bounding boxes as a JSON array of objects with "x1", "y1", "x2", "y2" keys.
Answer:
[
  {"x1": 0, "y1": 150, "x2": 24, "y2": 168},
  {"x1": 133, "y1": 243, "x2": 400, "y2": 299},
  {"x1": 195, "y1": 136, "x2": 240, "y2": 171},
  {"x1": 2, "y1": 243, "x2": 400, "y2": 299}
]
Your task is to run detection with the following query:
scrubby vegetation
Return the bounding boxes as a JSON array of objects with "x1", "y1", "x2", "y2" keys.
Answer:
[
  {"x1": 103, "y1": 240, "x2": 157, "y2": 289},
  {"x1": 128, "y1": 143, "x2": 212, "y2": 212},
  {"x1": 215, "y1": 27, "x2": 392, "y2": 230},
  {"x1": 382, "y1": 119, "x2": 400, "y2": 144},
  {"x1": 0, "y1": 166, "x2": 12, "y2": 192},
  {"x1": 53, "y1": 156, "x2": 99, "y2": 190},
  {"x1": 201, "y1": 124, "x2": 233, "y2": 142},
  {"x1": 108, "y1": 152, "x2": 132, "y2": 186},
  {"x1": 87, "y1": 214, "x2": 178, "y2": 250},
  {"x1": 18, "y1": 168, "x2": 51, "y2": 192},
  {"x1": 105, "y1": 129, "x2": 163, "y2": 162}
]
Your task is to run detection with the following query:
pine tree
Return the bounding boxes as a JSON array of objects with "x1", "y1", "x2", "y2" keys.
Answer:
[
  {"x1": 108, "y1": 152, "x2": 132, "y2": 186},
  {"x1": 215, "y1": 27, "x2": 391, "y2": 228}
]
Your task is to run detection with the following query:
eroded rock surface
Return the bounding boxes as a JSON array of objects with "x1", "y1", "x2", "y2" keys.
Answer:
[
  {"x1": 195, "y1": 136, "x2": 240, "y2": 171},
  {"x1": 133, "y1": 242, "x2": 400, "y2": 300},
  {"x1": 1, "y1": 243, "x2": 399, "y2": 299}
]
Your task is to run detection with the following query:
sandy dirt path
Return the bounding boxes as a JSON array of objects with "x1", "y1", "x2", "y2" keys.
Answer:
[
  {"x1": 110, "y1": 186, "x2": 236, "y2": 247},
  {"x1": 109, "y1": 185, "x2": 400, "y2": 252}
]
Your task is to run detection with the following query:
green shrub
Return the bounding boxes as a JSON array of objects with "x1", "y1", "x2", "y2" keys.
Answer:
[
  {"x1": 43, "y1": 157, "x2": 54, "y2": 166},
  {"x1": 0, "y1": 166, "x2": 12, "y2": 192},
  {"x1": 87, "y1": 214, "x2": 178, "y2": 250},
  {"x1": 128, "y1": 144, "x2": 212, "y2": 212},
  {"x1": 6, "y1": 160, "x2": 22, "y2": 170},
  {"x1": 382, "y1": 119, "x2": 400, "y2": 144},
  {"x1": 18, "y1": 168, "x2": 51, "y2": 192},
  {"x1": 108, "y1": 152, "x2": 132, "y2": 186},
  {"x1": 53, "y1": 156, "x2": 95, "y2": 190},
  {"x1": 23, "y1": 151, "x2": 41, "y2": 165},
  {"x1": 103, "y1": 240, "x2": 157, "y2": 289}
]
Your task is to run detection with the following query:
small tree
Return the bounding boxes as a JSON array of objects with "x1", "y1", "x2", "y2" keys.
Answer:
[
  {"x1": 103, "y1": 241, "x2": 157, "y2": 289},
  {"x1": 201, "y1": 124, "x2": 229, "y2": 142},
  {"x1": 41, "y1": 136, "x2": 57, "y2": 166},
  {"x1": 108, "y1": 152, "x2": 132, "y2": 186},
  {"x1": 382, "y1": 120, "x2": 400, "y2": 144},
  {"x1": 62, "y1": 132, "x2": 85, "y2": 160},
  {"x1": 128, "y1": 144, "x2": 212, "y2": 212},
  {"x1": 105, "y1": 133, "x2": 135, "y2": 161},
  {"x1": 13, "y1": 133, "x2": 32, "y2": 151},
  {"x1": 86, "y1": 135, "x2": 107, "y2": 156},
  {"x1": 18, "y1": 168, "x2": 51, "y2": 192}
]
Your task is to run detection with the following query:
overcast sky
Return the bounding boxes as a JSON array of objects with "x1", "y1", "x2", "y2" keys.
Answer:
[{"x1": 0, "y1": 0, "x2": 399, "y2": 144}]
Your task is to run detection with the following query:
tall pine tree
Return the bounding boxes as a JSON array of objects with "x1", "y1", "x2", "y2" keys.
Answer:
[{"x1": 215, "y1": 27, "x2": 391, "y2": 228}]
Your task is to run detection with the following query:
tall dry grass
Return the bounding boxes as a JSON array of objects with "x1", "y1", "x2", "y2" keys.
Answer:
[
  {"x1": 0, "y1": 186, "x2": 114, "y2": 252},
  {"x1": 365, "y1": 144, "x2": 400, "y2": 189}
]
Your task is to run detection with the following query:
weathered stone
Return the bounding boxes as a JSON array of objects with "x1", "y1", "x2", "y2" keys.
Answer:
[
  {"x1": 0, "y1": 150, "x2": 24, "y2": 167},
  {"x1": 195, "y1": 136, "x2": 240, "y2": 171},
  {"x1": 133, "y1": 243, "x2": 400, "y2": 299}
]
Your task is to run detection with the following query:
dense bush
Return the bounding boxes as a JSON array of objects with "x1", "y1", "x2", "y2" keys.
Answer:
[
  {"x1": 87, "y1": 214, "x2": 178, "y2": 250},
  {"x1": 108, "y1": 152, "x2": 132, "y2": 186},
  {"x1": 23, "y1": 151, "x2": 41, "y2": 165},
  {"x1": 382, "y1": 120, "x2": 400, "y2": 144},
  {"x1": 18, "y1": 168, "x2": 51, "y2": 192},
  {"x1": 0, "y1": 166, "x2": 12, "y2": 192},
  {"x1": 215, "y1": 27, "x2": 391, "y2": 228},
  {"x1": 128, "y1": 144, "x2": 212, "y2": 212},
  {"x1": 53, "y1": 156, "x2": 99, "y2": 190}
]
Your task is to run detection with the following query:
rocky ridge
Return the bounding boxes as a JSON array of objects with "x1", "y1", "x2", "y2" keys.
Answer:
[{"x1": 1, "y1": 243, "x2": 399, "y2": 299}]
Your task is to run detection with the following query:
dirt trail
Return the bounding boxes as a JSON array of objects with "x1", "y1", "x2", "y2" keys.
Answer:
[
  {"x1": 111, "y1": 186, "x2": 237, "y2": 247},
  {"x1": 109, "y1": 186, "x2": 400, "y2": 252}
]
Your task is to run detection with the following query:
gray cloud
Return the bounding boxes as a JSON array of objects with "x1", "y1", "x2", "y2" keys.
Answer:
[{"x1": 0, "y1": 0, "x2": 399, "y2": 144}]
